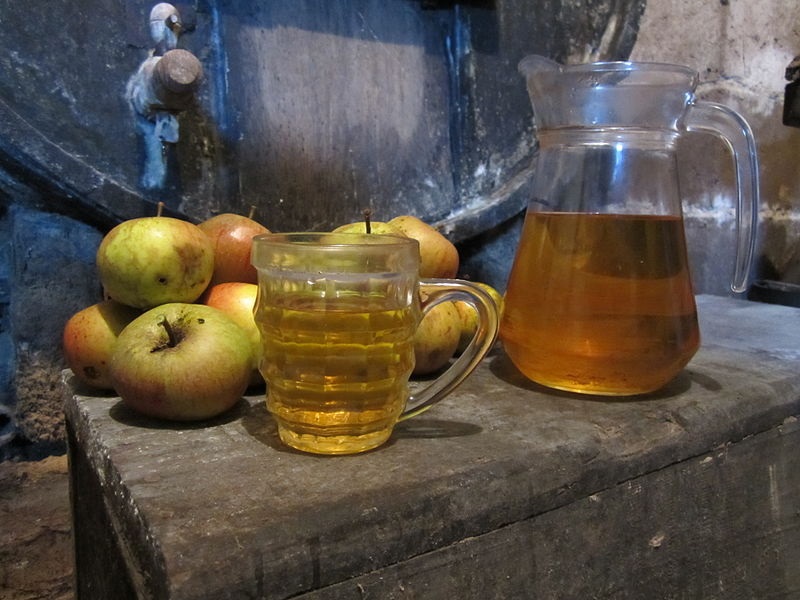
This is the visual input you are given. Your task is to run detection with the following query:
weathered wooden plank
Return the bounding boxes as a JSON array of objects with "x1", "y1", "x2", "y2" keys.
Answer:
[
  {"x1": 68, "y1": 420, "x2": 142, "y2": 600},
  {"x1": 302, "y1": 418, "x2": 800, "y2": 599},
  {"x1": 65, "y1": 296, "x2": 800, "y2": 599}
]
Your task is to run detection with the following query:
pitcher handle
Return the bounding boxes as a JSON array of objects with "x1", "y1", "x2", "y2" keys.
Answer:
[
  {"x1": 399, "y1": 279, "x2": 500, "y2": 421},
  {"x1": 685, "y1": 101, "x2": 760, "y2": 294}
]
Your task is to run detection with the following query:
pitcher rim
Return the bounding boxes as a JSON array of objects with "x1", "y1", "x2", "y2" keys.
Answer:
[
  {"x1": 519, "y1": 55, "x2": 697, "y2": 80},
  {"x1": 568, "y1": 60, "x2": 694, "y2": 75}
]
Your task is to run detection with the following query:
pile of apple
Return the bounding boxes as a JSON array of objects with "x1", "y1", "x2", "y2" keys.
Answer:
[{"x1": 62, "y1": 206, "x2": 501, "y2": 422}]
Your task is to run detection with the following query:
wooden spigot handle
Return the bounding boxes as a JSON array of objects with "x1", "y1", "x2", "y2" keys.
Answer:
[{"x1": 153, "y1": 49, "x2": 202, "y2": 106}]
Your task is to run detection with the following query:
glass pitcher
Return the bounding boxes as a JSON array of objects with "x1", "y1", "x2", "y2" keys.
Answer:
[{"x1": 500, "y1": 56, "x2": 759, "y2": 396}]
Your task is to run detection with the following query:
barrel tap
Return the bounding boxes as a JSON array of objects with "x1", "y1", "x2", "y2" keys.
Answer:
[{"x1": 126, "y1": 3, "x2": 203, "y2": 189}]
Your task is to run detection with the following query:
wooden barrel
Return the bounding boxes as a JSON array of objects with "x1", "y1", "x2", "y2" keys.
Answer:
[{"x1": 0, "y1": 0, "x2": 645, "y2": 286}]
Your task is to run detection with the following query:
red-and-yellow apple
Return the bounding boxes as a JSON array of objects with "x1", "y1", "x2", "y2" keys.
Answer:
[
  {"x1": 97, "y1": 214, "x2": 214, "y2": 309},
  {"x1": 454, "y1": 281, "x2": 504, "y2": 354},
  {"x1": 200, "y1": 282, "x2": 263, "y2": 387},
  {"x1": 412, "y1": 299, "x2": 462, "y2": 376},
  {"x1": 108, "y1": 303, "x2": 253, "y2": 421},
  {"x1": 198, "y1": 211, "x2": 270, "y2": 284},
  {"x1": 388, "y1": 215, "x2": 459, "y2": 278},
  {"x1": 62, "y1": 300, "x2": 141, "y2": 390}
]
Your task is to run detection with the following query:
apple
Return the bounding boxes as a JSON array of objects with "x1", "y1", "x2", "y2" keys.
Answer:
[
  {"x1": 412, "y1": 299, "x2": 462, "y2": 376},
  {"x1": 388, "y1": 215, "x2": 459, "y2": 279},
  {"x1": 332, "y1": 208, "x2": 406, "y2": 236},
  {"x1": 108, "y1": 303, "x2": 253, "y2": 421},
  {"x1": 97, "y1": 214, "x2": 214, "y2": 309},
  {"x1": 198, "y1": 210, "x2": 271, "y2": 285},
  {"x1": 454, "y1": 281, "x2": 504, "y2": 355},
  {"x1": 332, "y1": 220, "x2": 406, "y2": 236},
  {"x1": 62, "y1": 299, "x2": 141, "y2": 390},
  {"x1": 200, "y1": 282, "x2": 263, "y2": 387}
]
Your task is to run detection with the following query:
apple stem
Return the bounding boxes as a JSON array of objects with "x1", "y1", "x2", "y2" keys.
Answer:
[
  {"x1": 248, "y1": 204, "x2": 256, "y2": 220},
  {"x1": 156, "y1": 201, "x2": 165, "y2": 217},
  {"x1": 158, "y1": 315, "x2": 178, "y2": 348},
  {"x1": 363, "y1": 208, "x2": 372, "y2": 234}
]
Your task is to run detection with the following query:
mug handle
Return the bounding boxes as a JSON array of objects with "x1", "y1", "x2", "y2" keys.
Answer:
[{"x1": 399, "y1": 279, "x2": 500, "y2": 421}]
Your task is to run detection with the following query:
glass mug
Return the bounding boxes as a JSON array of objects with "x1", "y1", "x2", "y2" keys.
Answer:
[{"x1": 251, "y1": 232, "x2": 499, "y2": 455}]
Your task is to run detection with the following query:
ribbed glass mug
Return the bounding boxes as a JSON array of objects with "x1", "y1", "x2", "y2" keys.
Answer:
[{"x1": 252, "y1": 232, "x2": 499, "y2": 454}]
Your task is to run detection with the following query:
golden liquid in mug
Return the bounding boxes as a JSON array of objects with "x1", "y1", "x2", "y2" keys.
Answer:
[
  {"x1": 256, "y1": 295, "x2": 418, "y2": 454},
  {"x1": 500, "y1": 212, "x2": 699, "y2": 395}
]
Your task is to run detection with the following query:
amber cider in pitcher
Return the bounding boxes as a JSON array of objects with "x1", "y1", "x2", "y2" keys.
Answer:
[{"x1": 500, "y1": 212, "x2": 700, "y2": 395}]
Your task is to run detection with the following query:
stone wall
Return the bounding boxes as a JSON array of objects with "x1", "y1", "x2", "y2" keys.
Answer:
[{"x1": 0, "y1": 194, "x2": 102, "y2": 458}]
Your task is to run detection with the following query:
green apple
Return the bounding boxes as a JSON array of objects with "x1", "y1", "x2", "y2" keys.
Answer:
[
  {"x1": 62, "y1": 299, "x2": 141, "y2": 390},
  {"x1": 412, "y1": 298, "x2": 462, "y2": 376},
  {"x1": 200, "y1": 282, "x2": 264, "y2": 387},
  {"x1": 198, "y1": 211, "x2": 271, "y2": 285},
  {"x1": 97, "y1": 215, "x2": 214, "y2": 309},
  {"x1": 388, "y1": 215, "x2": 459, "y2": 279},
  {"x1": 454, "y1": 282, "x2": 504, "y2": 355},
  {"x1": 332, "y1": 220, "x2": 406, "y2": 236},
  {"x1": 108, "y1": 303, "x2": 252, "y2": 421}
]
